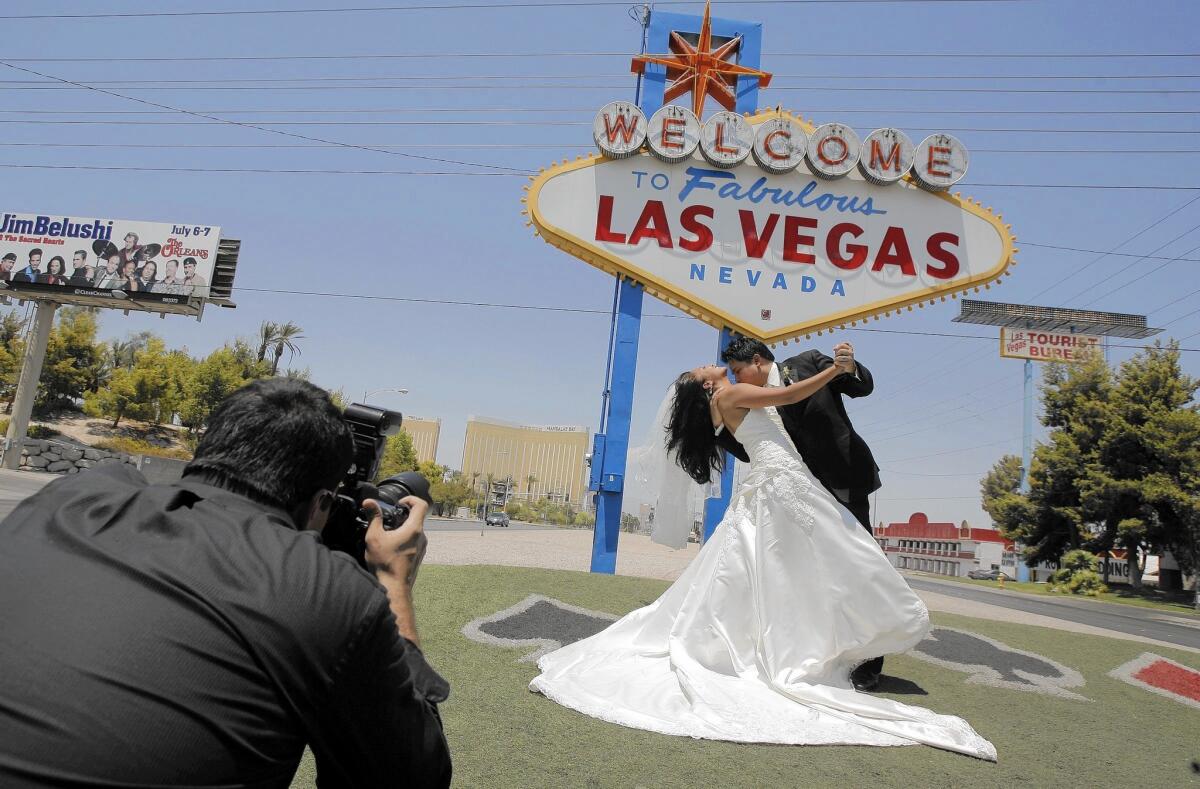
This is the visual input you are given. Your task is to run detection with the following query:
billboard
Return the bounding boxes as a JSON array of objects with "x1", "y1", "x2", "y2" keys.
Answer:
[
  {"x1": 1000, "y1": 327, "x2": 1101, "y2": 363},
  {"x1": 526, "y1": 109, "x2": 1015, "y2": 345},
  {"x1": 0, "y1": 212, "x2": 221, "y2": 306}
]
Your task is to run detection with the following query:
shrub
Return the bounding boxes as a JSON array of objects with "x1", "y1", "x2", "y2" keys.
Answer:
[
  {"x1": 0, "y1": 419, "x2": 59, "y2": 439},
  {"x1": 573, "y1": 511, "x2": 595, "y2": 527},
  {"x1": 1049, "y1": 550, "x2": 1108, "y2": 596},
  {"x1": 93, "y1": 436, "x2": 192, "y2": 461}
]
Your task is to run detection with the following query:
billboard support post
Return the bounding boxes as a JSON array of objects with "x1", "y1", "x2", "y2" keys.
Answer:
[
  {"x1": 2, "y1": 300, "x2": 58, "y2": 470},
  {"x1": 1020, "y1": 358, "x2": 1033, "y2": 495}
]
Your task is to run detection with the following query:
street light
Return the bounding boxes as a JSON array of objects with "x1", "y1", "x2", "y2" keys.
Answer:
[{"x1": 362, "y1": 387, "x2": 408, "y2": 403}]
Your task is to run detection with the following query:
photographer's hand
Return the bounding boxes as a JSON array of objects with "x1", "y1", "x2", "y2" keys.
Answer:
[{"x1": 362, "y1": 497, "x2": 429, "y2": 646}]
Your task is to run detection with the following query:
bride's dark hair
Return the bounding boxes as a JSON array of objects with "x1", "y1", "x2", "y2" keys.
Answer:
[{"x1": 666, "y1": 371, "x2": 724, "y2": 485}]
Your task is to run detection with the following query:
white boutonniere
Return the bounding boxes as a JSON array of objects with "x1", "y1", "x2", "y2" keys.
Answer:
[{"x1": 779, "y1": 365, "x2": 796, "y2": 384}]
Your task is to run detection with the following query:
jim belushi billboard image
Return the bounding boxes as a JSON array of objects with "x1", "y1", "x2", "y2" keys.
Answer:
[{"x1": 0, "y1": 212, "x2": 221, "y2": 301}]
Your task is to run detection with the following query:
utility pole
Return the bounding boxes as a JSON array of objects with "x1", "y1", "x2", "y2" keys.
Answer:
[{"x1": 2, "y1": 301, "x2": 58, "y2": 470}]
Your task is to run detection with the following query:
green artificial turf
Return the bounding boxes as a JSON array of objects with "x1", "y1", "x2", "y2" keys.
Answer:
[{"x1": 291, "y1": 564, "x2": 1200, "y2": 788}]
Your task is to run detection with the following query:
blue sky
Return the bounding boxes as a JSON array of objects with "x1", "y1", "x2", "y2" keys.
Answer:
[{"x1": 3, "y1": 0, "x2": 1197, "y2": 530}]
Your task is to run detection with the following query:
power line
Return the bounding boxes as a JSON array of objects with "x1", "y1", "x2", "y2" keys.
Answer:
[
  {"x1": 0, "y1": 142, "x2": 1196, "y2": 155},
  {"x1": 0, "y1": 119, "x2": 1193, "y2": 134},
  {"x1": 1076, "y1": 242, "x2": 1200, "y2": 309},
  {"x1": 0, "y1": 60, "x2": 527, "y2": 174},
  {"x1": 879, "y1": 438, "x2": 1019, "y2": 465},
  {"x1": 1, "y1": 107, "x2": 1198, "y2": 117},
  {"x1": 1022, "y1": 239, "x2": 1200, "y2": 261},
  {"x1": 0, "y1": 1, "x2": 1061, "y2": 22},
  {"x1": 4, "y1": 73, "x2": 1200, "y2": 84},
  {"x1": 220, "y1": 283, "x2": 1200, "y2": 354},
  {"x1": 879, "y1": 469, "x2": 989, "y2": 477},
  {"x1": 1058, "y1": 224, "x2": 1200, "y2": 304},
  {"x1": 1022, "y1": 194, "x2": 1200, "y2": 303},
  {"x1": 6, "y1": 51, "x2": 1200, "y2": 63},
  {"x1": 1, "y1": 162, "x2": 1197, "y2": 191},
  {"x1": 7, "y1": 83, "x2": 1200, "y2": 95}
]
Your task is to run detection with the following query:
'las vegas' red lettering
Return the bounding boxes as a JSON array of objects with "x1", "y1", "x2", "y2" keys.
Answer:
[
  {"x1": 739, "y1": 211, "x2": 779, "y2": 258},
  {"x1": 782, "y1": 215, "x2": 817, "y2": 264},
  {"x1": 827, "y1": 223, "x2": 868, "y2": 269},
  {"x1": 872, "y1": 226, "x2": 917, "y2": 276},
  {"x1": 594, "y1": 195, "x2": 626, "y2": 243},
  {"x1": 628, "y1": 200, "x2": 673, "y2": 248},
  {"x1": 679, "y1": 205, "x2": 715, "y2": 252},
  {"x1": 926, "y1": 232, "x2": 960, "y2": 279}
]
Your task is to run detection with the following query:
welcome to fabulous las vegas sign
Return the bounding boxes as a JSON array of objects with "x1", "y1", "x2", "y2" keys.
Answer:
[{"x1": 521, "y1": 10, "x2": 1016, "y2": 346}]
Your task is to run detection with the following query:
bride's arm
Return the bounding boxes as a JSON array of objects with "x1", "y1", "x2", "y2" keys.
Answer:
[{"x1": 722, "y1": 365, "x2": 843, "y2": 410}]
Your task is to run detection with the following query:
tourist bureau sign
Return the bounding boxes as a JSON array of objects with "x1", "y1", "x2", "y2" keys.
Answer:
[
  {"x1": 1000, "y1": 327, "x2": 1101, "y2": 362},
  {"x1": 526, "y1": 107, "x2": 1016, "y2": 345}
]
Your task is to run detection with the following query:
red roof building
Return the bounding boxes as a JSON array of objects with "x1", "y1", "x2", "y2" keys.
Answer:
[{"x1": 873, "y1": 512, "x2": 1013, "y2": 578}]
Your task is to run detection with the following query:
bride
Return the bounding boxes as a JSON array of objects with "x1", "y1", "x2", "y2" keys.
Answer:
[{"x1": 529, "y1": 355, "x2": 996, "y2": 760}]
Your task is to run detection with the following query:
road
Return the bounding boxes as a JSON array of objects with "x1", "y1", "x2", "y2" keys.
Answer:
[
  {"x1": 426, "y1": 517, "x2": 560, "y2": 533},
  {"x1": 0, "y1": 468, "x2": 55, "y2": 521},
  {"x1": 906, "y1": 575, "x2": 1200, "y2": 651}
]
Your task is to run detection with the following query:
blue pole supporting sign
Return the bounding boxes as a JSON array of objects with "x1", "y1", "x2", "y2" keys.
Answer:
[
  {"x1": 589, "y1": 8, "x2": 765, "y2": 572},
  {"x1": 702, "y1": 327, "x2": 737, "y2": 542}
]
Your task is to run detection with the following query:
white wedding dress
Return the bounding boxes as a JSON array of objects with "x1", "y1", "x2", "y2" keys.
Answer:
[{"x1": 529, "y1": 406, "x2": 997, "y2": 760}]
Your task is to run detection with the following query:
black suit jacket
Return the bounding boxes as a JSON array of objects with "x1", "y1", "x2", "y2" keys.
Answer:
[{"x1": 716, "y1": 349, "x2": 881, "y2": 496}]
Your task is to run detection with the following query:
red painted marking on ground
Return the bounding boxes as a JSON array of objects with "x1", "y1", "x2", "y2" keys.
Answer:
[{"x1": 1132, "y1": 660, "x2": 1200, "y2": 702}]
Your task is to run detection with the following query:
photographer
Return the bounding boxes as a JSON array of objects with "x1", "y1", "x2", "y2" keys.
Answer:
[{"x1": 0, "y1": 379, "x2": 451, "y2": 788}]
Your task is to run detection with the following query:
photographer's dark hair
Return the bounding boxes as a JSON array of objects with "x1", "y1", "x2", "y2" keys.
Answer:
[
  {"x1": 666, "y1": 371, "x2": 724, "y2": 485},
  {"x1": 720, "y1": 335, "x2": 774, "y2": 365},
  {"x1": 184, "y1": 378, "x2": 353, "y2": 514}
]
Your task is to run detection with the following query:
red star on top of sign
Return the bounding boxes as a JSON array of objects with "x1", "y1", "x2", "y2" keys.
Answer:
[{"x1": 630, "y1": 0, "x2": 772, "y2": 118}]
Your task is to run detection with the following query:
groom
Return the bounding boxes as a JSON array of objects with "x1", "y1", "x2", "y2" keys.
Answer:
[{"x1": 716, "y1": 335, "x2": 885, "y2": 689}]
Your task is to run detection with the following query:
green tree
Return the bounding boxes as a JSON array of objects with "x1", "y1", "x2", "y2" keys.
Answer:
[
  {"x1": 0, "y1": 310, "x2": 23, "y2": 409},
  {"x1": 1081, "y1": 343, "x2": 1200, "y2": 591},
  {"x1": 255, "y1": 321, "x2": 277, "y2": 363},
  {"x1": 83, "y1": 338, "x2": 174, "y2": 427},
  {"x1": 178, "y1": 347, "x2": 250, "y2": 432},
  {"x1": 994, "y1": 344, "x2": 1200, "y2": 608},
  {"x1": 979, "y1": 454, "x2": 1022, "y2": 523},
  {"x1": 269, "y1": 321, "x2": 304, "y2": 376},
  {"x1": 376, "y1": 429, "x2": 418, "y2": 481},
  {"x1": 417, "y1": 460, "x2": 446, "y2": 487},
  {"x1": 994, "y1": 352, "x2": 1113, "y2": 564},
  {"x1": 429, "y1": 473, "x2": 472, "y2": 517},
  {"x1": 37, "y1": 307, "x2": 102, "y2": 413},
  {"x1": 228, "y1": 337, "x2": 272, "y2": 380}
]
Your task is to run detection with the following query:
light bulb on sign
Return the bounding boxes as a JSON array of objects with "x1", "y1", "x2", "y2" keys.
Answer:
[
  {"x1": 593, "y1": 101, "x2": 647, "y2": 159},
  {"x1": 699, "y1": 111, "x2": 754, "y2": 169},
  {"x1": 913, "y1": 134, "x2": 969, "y2": 191},
  {"x1": 751, "y1": 116, "x2": 807, "y2": 175},
  {"x1": 858, "y1": 128, "x2": 915, "y2": 186},
  {"x1": 647, "y1": 105, "x2": 701, "y2": 164},
  {"x1": 807, "y1": 123, "x2": 861, "y2": 179}
]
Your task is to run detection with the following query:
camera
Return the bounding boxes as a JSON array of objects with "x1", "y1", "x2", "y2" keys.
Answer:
[{"x1": 321, "y1": 403, "x2": 434, "y2": 567}]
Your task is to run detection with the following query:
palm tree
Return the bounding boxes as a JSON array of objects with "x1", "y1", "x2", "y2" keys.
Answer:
[
  {"x1": 526, "y1": 474, "x2": 537, "y2": 494},
  {"x1": 255, "y1": 321, "x2": 277, "y2": 362},
  {"x1": 269, "y1": 321, "x2": 304, "y2": 376}
]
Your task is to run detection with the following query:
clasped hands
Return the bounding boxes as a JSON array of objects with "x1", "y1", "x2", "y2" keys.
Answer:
[{"x1": 832, "y1": 342, "x2": 857, "y2": 375}]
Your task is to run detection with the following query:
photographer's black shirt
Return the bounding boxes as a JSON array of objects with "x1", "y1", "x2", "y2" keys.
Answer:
[{"x1": 0, "y1": 463, "x2": 451, "y2": 788}]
